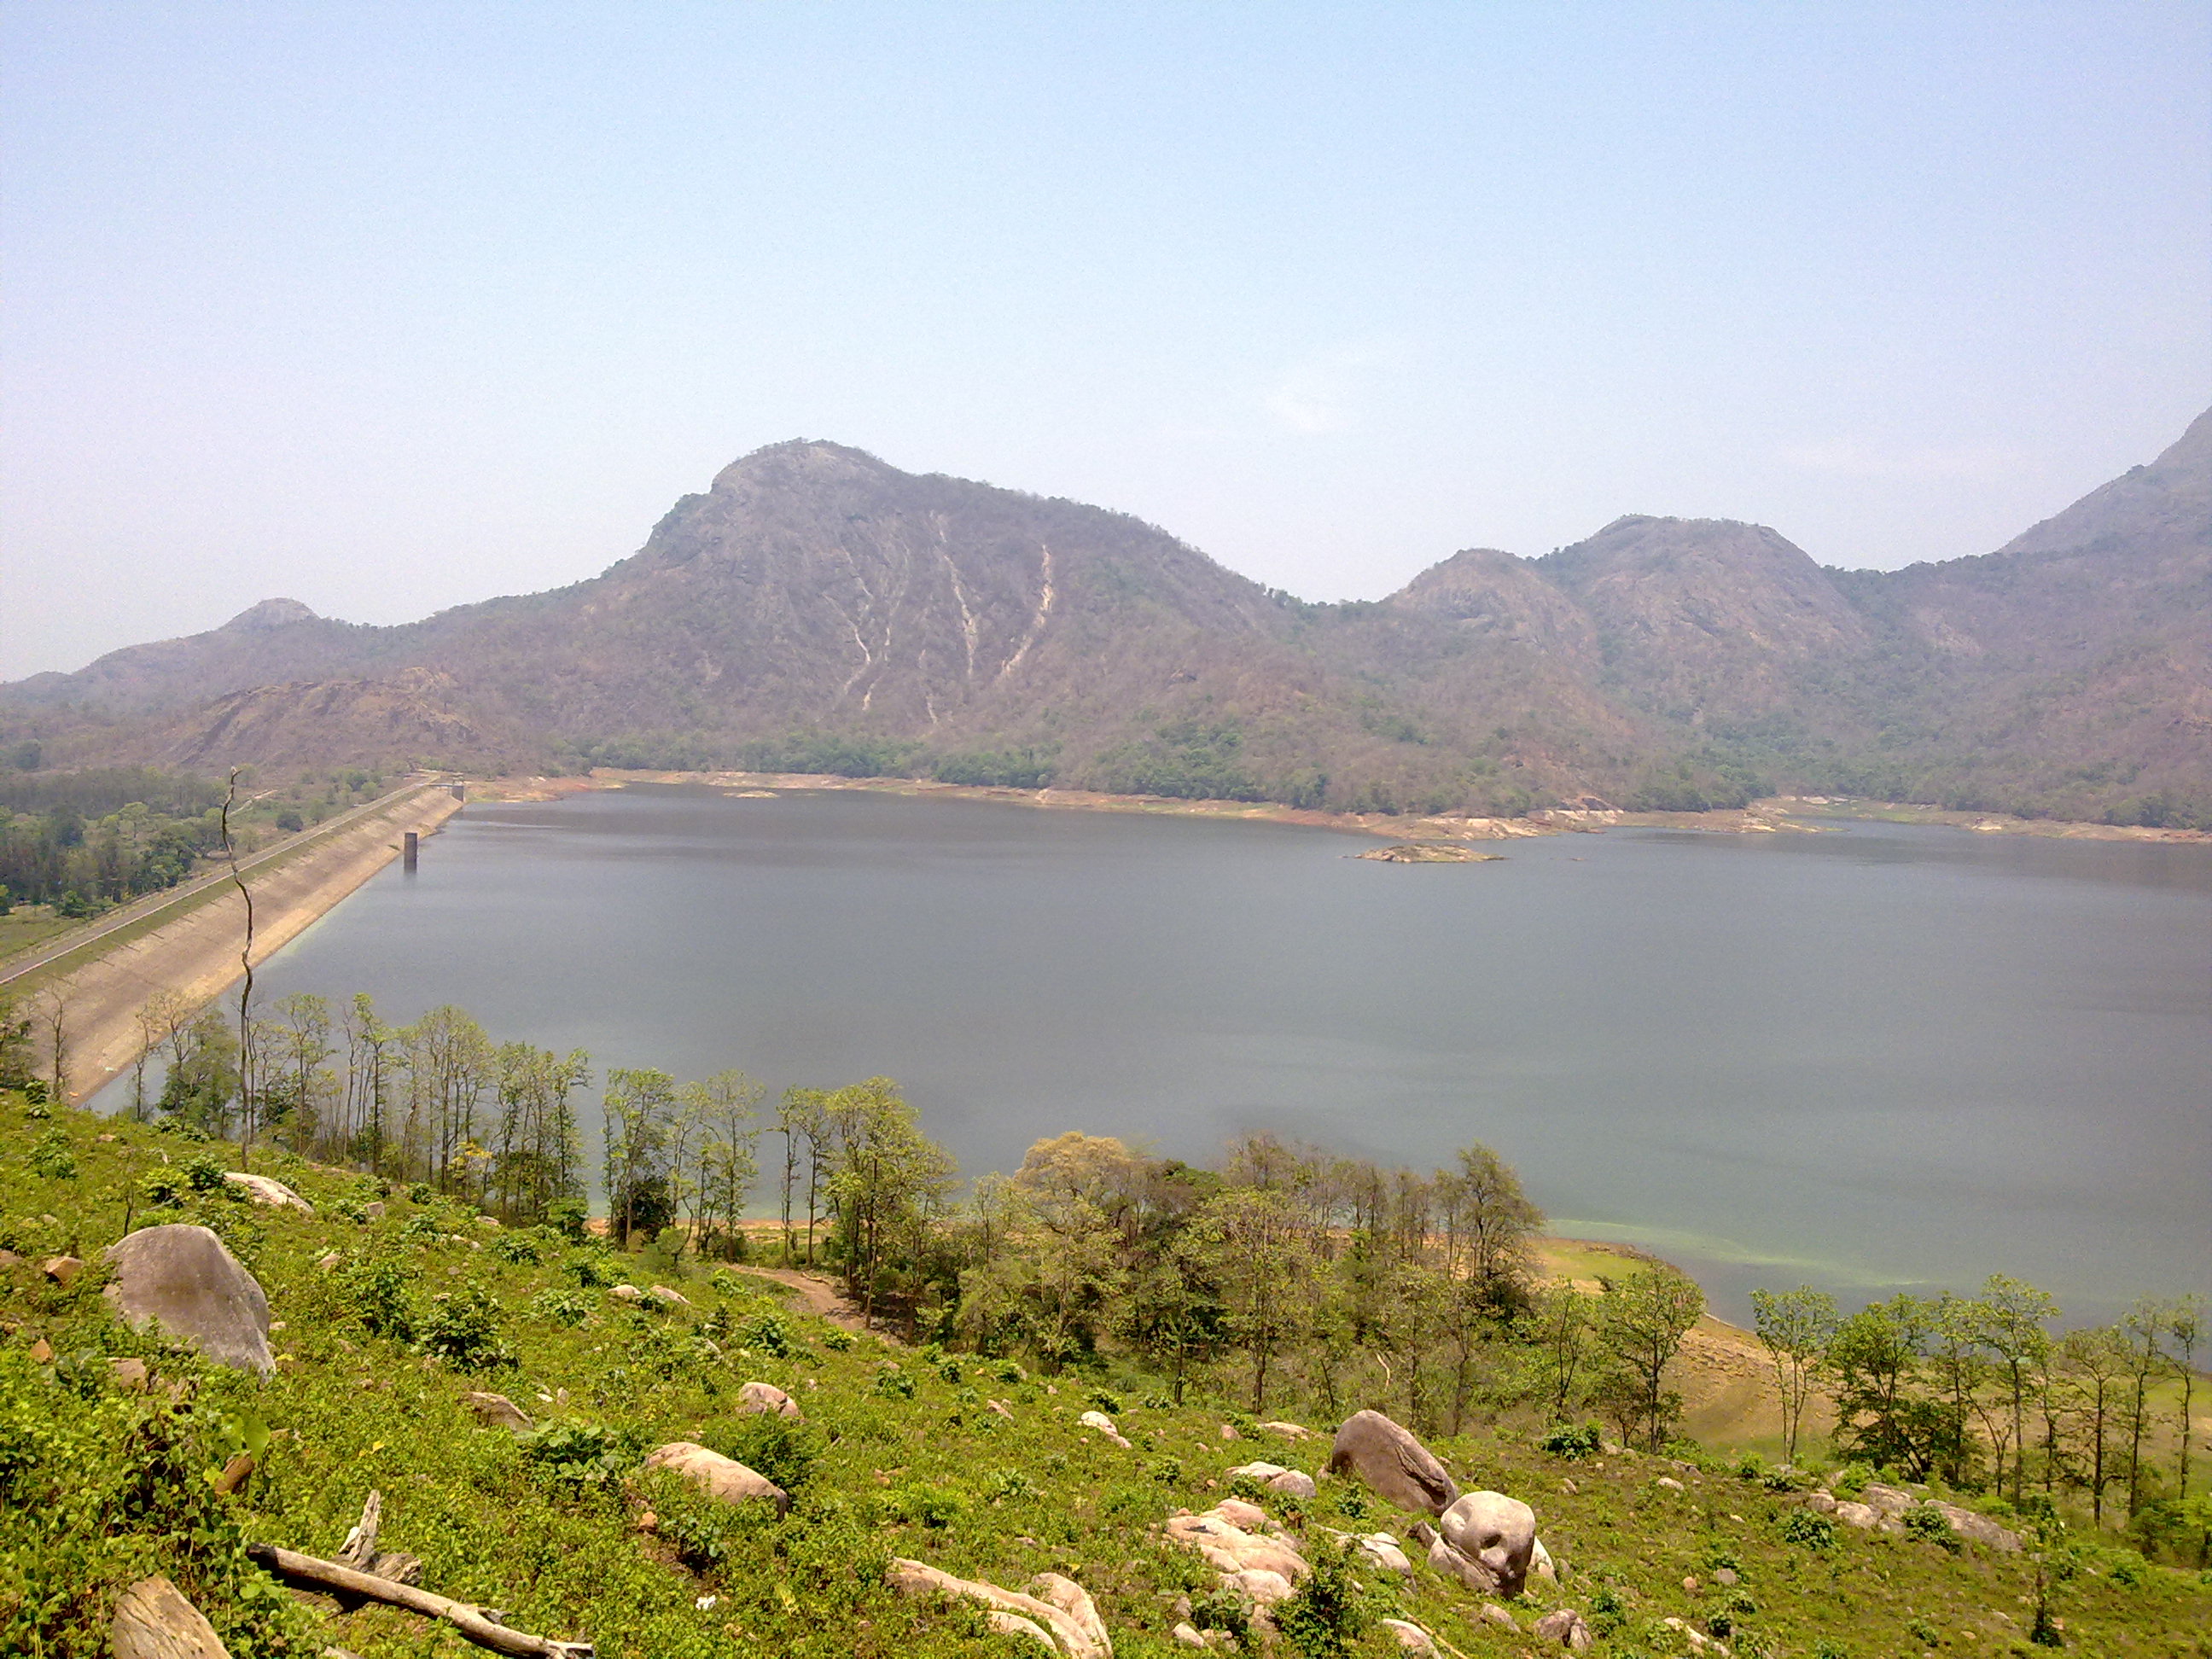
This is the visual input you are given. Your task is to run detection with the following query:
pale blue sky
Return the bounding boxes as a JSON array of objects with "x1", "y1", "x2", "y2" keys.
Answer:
[{"x1": 4, "y1": 3, "x2": 2208, "y2": 678}]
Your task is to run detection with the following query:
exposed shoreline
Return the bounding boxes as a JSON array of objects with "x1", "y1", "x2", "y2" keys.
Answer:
[{"x1": 468, "y1": 768, "x2": 2212, "y2": 846}]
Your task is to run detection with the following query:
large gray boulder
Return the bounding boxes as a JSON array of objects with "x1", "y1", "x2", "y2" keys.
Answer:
[
  {"x1": 1326, "y1": 1410, "x2": 1459, "y2": 1516},
  {"x1": 1439, "y1": 1490, "x2": 1538, "y2": 1598},
  {"x1": 102, "y1": 1225, "x2": 272, "y2": 1377}
]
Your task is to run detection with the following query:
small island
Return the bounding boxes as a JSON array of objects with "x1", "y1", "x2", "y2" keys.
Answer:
[{"x1": 1356, "y1": 841, "x2": 1505, "y2": 862}]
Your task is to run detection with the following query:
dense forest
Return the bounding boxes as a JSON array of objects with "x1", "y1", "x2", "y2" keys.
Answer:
[{"x1": 0, "y1": 762, "x2": 390, "y2": 916}]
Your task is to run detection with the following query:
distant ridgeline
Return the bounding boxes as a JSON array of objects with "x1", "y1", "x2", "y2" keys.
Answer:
[{"x1": 6, "y1": 407, "x2": 2209, "y2": 826}]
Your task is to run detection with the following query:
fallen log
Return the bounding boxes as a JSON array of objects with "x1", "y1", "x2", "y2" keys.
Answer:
[{"x1": 243, "y1": 1544, "x2": 592, "y2": 1659}]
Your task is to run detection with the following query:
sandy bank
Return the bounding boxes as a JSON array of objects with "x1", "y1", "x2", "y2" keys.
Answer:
[
  {"x1": 32, "y1": 789, "x2": 463, "y2": 1107},
  {"x1": 467, "y1": 771, "x2": 2210, "y2": 847}
]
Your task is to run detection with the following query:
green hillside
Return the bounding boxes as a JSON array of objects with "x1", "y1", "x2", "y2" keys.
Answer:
[{"x1": 3, "y1": 1090, "x2": 2207, "y2": 1658}]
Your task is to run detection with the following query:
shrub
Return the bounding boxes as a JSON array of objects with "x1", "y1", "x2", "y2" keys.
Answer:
[
  {"x1": 1903, "y1": 1505, "x2": 1961, "y2": 1553},
  {"x1": 1273, "y1": 1537, "x2": 1377, "y2": 1659},
  {"x1": 518, "y1": 1420, "x2": 629, "y2": 1494},
  {"x1": 893, "y1": 1481, "x2": 966, "y2": 1529},
  {"x1": 29, "y1": 1132, "x2": 75, "y2": 1180},
  {"x1": 714, "y1": 1413, "x2": 824, "y2": 1495},
  {"x1": 820, "y1": 1328, "x2": 855, "y2": 1352},
  {"x1": 492, "y1": 1231, "x2": 543, "y2": 1266},
  {"x1": 871, "y1": 1368, "x2": 916, "y2": 1401},
  {"x1": 529, "y1": 1288, "x2": 591, "y2": 1328},
  {"x1": 1542, "y1": 1422, "x2": 1604, "y2": 1458},
  {"x1": 182, "y1": 1155, "x2": 228, "y2": 1194},
  {"x1": 1779, "y1": 1510, "x2": 1838, "y2": 1552},
  {"x1": 406, "y1": 1181, "x2": 434, "y2": 1204},
  {"x1": 737, "y1": 1310, "x2": 796, "y2": 1359},
  {"x1": 331, "y1": 1254, "x2": 419, "y2": 1340},
  {"x1": 139, "y1": 1169, "x2": 186, "y2": 1208},
  {"x1": 1085, "y1": 1387, "x2": 1124, "y2": 1416},
  {"x1": 564, "y1": 1249, "x2": 620, "y2": 1289},
  {"x1": 416, "y1": 1284, "x2": 515, "y2": 1371}
]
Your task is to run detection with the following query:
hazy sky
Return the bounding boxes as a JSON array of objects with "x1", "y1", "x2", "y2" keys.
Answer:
[{"x1": 4, "y1": 3, "x2": 2208, "y2": 680}]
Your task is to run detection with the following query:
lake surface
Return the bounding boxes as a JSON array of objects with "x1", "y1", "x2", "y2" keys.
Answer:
[{"x1": 181, "y1": 787, "x2": 2212, "y2": 1323}]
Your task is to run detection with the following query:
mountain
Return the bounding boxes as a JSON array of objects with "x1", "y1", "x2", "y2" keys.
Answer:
[{"x1": 6, "y1": 410, "x2": 2209, "y2": 824}]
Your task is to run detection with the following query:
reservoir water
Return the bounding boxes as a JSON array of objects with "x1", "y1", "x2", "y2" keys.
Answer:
[{"x1": 212, "y1": 786, "x2": 2212, "y2": 1323}]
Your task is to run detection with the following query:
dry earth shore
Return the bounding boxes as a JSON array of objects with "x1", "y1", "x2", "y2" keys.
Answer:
[
  {"x1": 23, "y1": 788, "x2": 462, "y2": 1107},
  {"x1": 469, "y1": 769, "x2": 2212, "y2": 846}
]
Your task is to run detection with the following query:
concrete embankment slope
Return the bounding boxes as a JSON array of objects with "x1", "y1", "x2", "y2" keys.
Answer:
[{"x1": 31, "y1": 789, "x2": 463, "y2": 1107}]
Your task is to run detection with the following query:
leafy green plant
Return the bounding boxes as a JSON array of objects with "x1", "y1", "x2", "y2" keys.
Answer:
[
  {"x1": 182, "y1": 1154, "x2": 227, "y2": 1194},
  {"x1": 737, "y1": 1309, "x2": 796, "y2": 1358},
  {"x1": 713, "y1": 1413, "x2": 823, "y2": 1494},
  {"x1": 1780, "y1": 1510, "x2": 1838, "y2": 1552},
  {"x1": 529, "y1": 1287, "x2": 591, "y2": 1327},
  {"x1": 30, "y1": 1131, "x2": 76, "y2": 1180},
  {"x1": 518, "y1": 1420, "x2": 629, "y2": 1494},
  {"x1": 1904, "y1": 1505, "x2": 1962, "y2": 1553},
  {"x1": 1274, "y1": 1536, "x2": 1380, "y2": 1659},
  {"x1": 820, "y1": 1327, "x2": 856, "y2": 1351},
  {"x1": 416, "y1": 1284, "x2": 515, "y2": 1371},
  {"x1": 1543, "y1": 1422, "x2": 1604, "y2": 1458},
  {"x1": 871, "y1": 1368, "x2": 916, "y2": 1400},
  {"x1": 492, "y1": 1231, "x2": 543, "y2": 1265}
]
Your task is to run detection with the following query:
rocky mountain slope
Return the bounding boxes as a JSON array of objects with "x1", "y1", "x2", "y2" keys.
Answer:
[{"x1": 7, "y1": 410, "x2": 2208, "y2": 824}]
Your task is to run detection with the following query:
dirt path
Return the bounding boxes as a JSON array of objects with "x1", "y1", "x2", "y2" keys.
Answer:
[
  {"x1": 33, "y1": 789, "x2": 463, "y2": 1107},
  {"x1": 734, "y1": 1266, "x2": 889, "y2": 1339}
]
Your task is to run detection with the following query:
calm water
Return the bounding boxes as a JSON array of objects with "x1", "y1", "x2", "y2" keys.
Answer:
[{"x1": 165, "y1": 787, "x2": 2212, "y2": 1323}]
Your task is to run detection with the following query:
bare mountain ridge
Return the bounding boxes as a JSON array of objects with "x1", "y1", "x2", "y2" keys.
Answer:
[{"x1": 7, "y1": 409, "x2": 2209, "y2": 823}]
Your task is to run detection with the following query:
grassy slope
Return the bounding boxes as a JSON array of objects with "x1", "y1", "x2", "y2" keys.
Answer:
[{"x1": 3, "y1": 1098, "x2": 2207, "y2": 1659}]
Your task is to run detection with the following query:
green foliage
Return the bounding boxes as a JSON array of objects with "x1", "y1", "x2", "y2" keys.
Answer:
[
  {"x1": 1543, "y1": 1421, "x2": 1604, "y2": 1458},
  {"x1": 929, "y1": 747, "x2": 1057, "y2": 789},
  {"x1": 492, "y1": 1230, "x2": 544, "y2": 1265},
  {"x1": 1091, "y1": 717, "x2": 1264, "y2": 802},
  {"x1": 0, "y1": 1348, "x2": 312, "y2": 1656},
  {"x1": 713, "y1": 1413, "x2": 824, "y2": 1494},
  {"x1": 1274, "y1": 1536, "x2": 1381, "y2": 1659},
  {"x1": 1904, "y1": 1503, "x2": 1963, "y2": 1553},
  {"x1": 517, "y1": 1419, "x2": 632, "y2": 1495},
  {"x1": 872, "y1": 1367, "x2": 917, "y2": 1400},
  {"x1": 29, "y1": 1131, "x2": 76, "y2": 1180},
  {"x1": 415, "y1": 1284, "x2": 515, "y2": 1371},
  {"x1": 737, "y1": 1308, "x2": 799, "y2": 1358},
  {"x1": 529, "y1": 1287, "x2": 592, "y2": 1327},
  {"x1": 734, "y1": 729, "x2": 922, "y2": 779},
  {"x1": 1779, "y1": 1509, "x2": 1839, "y2": 1552}
]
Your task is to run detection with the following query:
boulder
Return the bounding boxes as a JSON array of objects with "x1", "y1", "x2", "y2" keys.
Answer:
[
  {"x1": 887, "y1": 1558, "x2": 1112, "y2": 1658},
  {"x1": 1227, "y1": 1460, "x2": 1316, "y2": 1499},
  {"x1": 1656, "y1": 1476, "x2": 1685, "y2": 1493},
  {"x1": 1379, "y1": 1618, "x2": 1437, "y2": 1655},
  {"x1": 1531, "y1": 1535, "x2": 1556, "y2": 1581},
  {"x1": 1534, "y1": 1608, "x2": 1594, "y2": 1650},
  {"x1": 42, "y1": 1254, "x2": 83, "y2": 1287},
  {"x1": 1439, "y1": 1489, "x2": 1538, "y2": 1599},
  {"x1": 738, "y1": 1381, "x2": 802, "y2": 1418},
  {"x1": 364, "y1": 1201, "x2": 386, "y2": 1220},
  {"x1": 1860, "y1": 1482, "x2": 1915, "y2": 1517},
  {"x1": 111, "y1": 1575, "x2": 230, "y2": 1659},
  {"x1": 110, "y1": 1357, "x2": 149, "y2": 1390},
  {"x1": 1481, "y1": 1603, "x2": 1516, "y2": 1628},
  {"x1": 609, "y1": 1284, "x2": 645, "y2": 1303},
  {"x1": 222, "y1": 1172, "x2": 313, "y2": 1214},
  {"x1": 463, "y1": 1390, "x2": 534, "y2": 1431},
  {"x1": 647, "y1": 1284, "x2": 690, "y2": 1307},
  {"x1": 102, "y1": 1225, "x2": 272, "y2": 1377},
  {"x1": 1171, "y1": 1621, "x2": 1208, "y2": 1649},
  {"x1": 1078, "y1": 1409, "x2": 1132, "y2": 1450},
  {"x1": 1834, "y1": 1500, "x2": 1879, "y2": 1531},
  {"x1": 1213, "y1": 1497, "x2": 1269, "y2": 1529},
  {"x1": 1924, "y1": 1500, "x2": 2021, "y2": 1551},
  {"x1": 1805, "y1": 1490, "x2": 1837, "y2": 1512},
  {"x1": 641, "y1": 1441, "x2": 789, "y2": 1516},
  {"x1": 1229, "y1": 1568, "x2": 1295, "y2": 1606},
  {"x1": 1326, "y1": 1410, "x2": 1458, "y2": 1516},
  {"x1": 0, "y1": 1248, "x2": 21, "y2": 1268},
  {"x1": 1259, "y1": 1420, "x2": 1315, "y2": 1441},
  {"x1": 1163, "y1": 1507, "x2": 1312, "y2": 1584},
  {"x1": 1319, "y1": 1529, "x2": 1412, "y2": 1575}
]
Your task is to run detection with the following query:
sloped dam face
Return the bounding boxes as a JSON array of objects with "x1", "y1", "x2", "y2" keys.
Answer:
[{"x1": 160, "y1": 784, "x2": 2211, "y2": 1323}]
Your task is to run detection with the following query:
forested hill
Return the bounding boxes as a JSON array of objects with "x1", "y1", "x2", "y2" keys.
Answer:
[{"x1": 6, "y1": 408, "x2": 2209, "y2": 825}]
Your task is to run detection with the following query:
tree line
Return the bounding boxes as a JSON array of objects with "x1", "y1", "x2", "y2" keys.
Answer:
[{"x1": 15, "y1": 973, "x2": 2202, "y2": 1556}]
